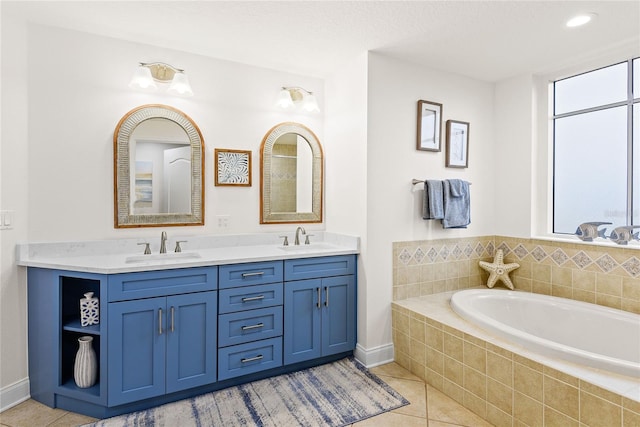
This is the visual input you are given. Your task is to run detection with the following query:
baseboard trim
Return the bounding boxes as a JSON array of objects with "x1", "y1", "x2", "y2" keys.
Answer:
[
  {"x1": 353, "y1": 343, "x2": 394, "y2": 368},
  {"x1": 0, "y1": 378, "x2": 30, "y2": 413}
]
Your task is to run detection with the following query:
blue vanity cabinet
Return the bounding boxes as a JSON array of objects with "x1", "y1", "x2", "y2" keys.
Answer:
[
  {"x1": 26, "y1": 252, "x2": 356, "y2": 418},
  {"x1": 217, "y1": 261, "x2": 284, "y2": 381},
  {"x1": 283, "y1": 255, "x2": 356, "y2": 365},
  {"x1": 107, "y1": 267, "x2": 218, "y2": 406}
]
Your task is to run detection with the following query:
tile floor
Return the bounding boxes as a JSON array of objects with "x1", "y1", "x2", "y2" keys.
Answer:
[{"x1": 0, "y1": 362, "x2": 493, "y2": 427}]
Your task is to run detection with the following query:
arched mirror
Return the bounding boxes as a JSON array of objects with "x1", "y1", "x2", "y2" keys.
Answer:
[
  {"x1": 114, "y1": 104, "x2": 204, "y2": 228},
  {"x1": 260, "y1": 122, "x2": 323, "y2": 223}
]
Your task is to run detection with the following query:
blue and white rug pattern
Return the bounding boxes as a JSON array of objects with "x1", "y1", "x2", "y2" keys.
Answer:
[{"x1": 87, "y1": 357, "x2": 409, "y2": 427}]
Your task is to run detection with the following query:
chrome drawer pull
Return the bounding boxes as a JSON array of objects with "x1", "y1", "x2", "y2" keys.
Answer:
[
  {"x1": 241, "y1": 295, "x2": 265, "y2": 302},
  {"x1": 241, "y1": 354, "x2": 264, "y2": 363},
  {"x1": 170, "y1": 306, "x2": 175, "y2": 332},
  {"x1": 241, "y1": 323, "x2": 264, "y2": 331},
  {"x1": 241, "y1": 271, "x2": 265, "y2": 278},
  {"x1": 316, "y1": 287, "x2": 321, "y2": 308},
  {"x1": 158, "y1": 308, "x2": 163, "y2": 335},
  {"x1": 325, "y1": 286, "x2": 329, "y2": 307}
]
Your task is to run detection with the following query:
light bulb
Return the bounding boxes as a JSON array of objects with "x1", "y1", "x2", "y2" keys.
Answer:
[
  {"x1": 128, "y1": 65, "x2": 157, "y2": 90},
  {"x1": 302, "y1": 93, "x2": 320, "y2": 113},
  {"x1": 566, "y1": 13, "x2": 596, "y2": 28},
  {"x1": 275, "y1": 89, "x2": 294, "y2": 109},
  {"x1": 167, "y1": 72, "x2": 193, "y2": 96}
]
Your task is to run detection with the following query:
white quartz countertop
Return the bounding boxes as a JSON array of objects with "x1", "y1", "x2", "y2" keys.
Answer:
[{"x1": 16, "y1": 232, "x2": 359, "y2": 274}]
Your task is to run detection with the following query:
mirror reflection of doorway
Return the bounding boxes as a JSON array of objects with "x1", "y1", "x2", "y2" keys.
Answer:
[{"x1": 164, "y1": 146, "x2": 191, "y2": 213}]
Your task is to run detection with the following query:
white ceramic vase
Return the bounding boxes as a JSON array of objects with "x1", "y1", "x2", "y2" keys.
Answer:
[
  {"x1": 74, "y1": 336, "x2": 97, "y2": 388},
  {"x1": 80, "y1": 292, "x2": 99, "y2": 326}
]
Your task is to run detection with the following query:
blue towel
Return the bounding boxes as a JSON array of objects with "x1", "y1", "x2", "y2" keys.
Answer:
[
  {"x1": 423, "y1": 180, "x2": 444, "y2": 220},
  {"x1": 442, "y1": 179, "x2": 470, "y2": 228}
]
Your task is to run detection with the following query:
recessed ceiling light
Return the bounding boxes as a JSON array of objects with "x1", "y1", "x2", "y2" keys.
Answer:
[{"x1": 566, "y1": 13, "x2": 597, "y2": 28}]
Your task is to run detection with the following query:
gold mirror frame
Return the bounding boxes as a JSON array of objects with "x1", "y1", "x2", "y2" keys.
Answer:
[
  {"x1": 260, "y1": 122, "x2": 323, "y2": 224},
  {"x1": 114, "y1": 104, "x2": 204, "y2": 228}
]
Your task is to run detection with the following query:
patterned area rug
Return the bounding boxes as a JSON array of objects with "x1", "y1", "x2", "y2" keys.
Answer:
[{"x1": 86, "y1": 357, "x2": 408, "y2": 427}]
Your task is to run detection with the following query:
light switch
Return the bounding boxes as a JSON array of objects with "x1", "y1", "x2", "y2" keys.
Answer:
[{"x1": 0, "y1": 210, "x2": 14, "y2": 230}]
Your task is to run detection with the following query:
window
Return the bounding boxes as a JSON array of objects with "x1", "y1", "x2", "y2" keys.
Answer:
[{"x1": 553, "y1": 58, "x2": 639, "y2": 234}]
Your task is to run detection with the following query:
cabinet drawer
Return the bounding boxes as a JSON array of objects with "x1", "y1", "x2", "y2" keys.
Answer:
[
  {"x1": 284, "y1": 255, "x2": 355, "y2": 281},
  {"x1": 218, "y1": 337, "x2": 282, "y2": 381},
  {"x1": 218, "y1": 306, "x2": 283, "y2": 347},
  {"x1": 219, "y1": 261, "x2": 283, "y2": 289},
  {"x1": 219, "y1": 283, "x2": 283, "y2": 314},
  {"x1": 107, "y1": 267, "x2": 218, "y2": 302}
]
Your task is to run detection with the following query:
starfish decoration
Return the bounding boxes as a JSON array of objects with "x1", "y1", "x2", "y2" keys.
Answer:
[{"x1": 478, "y1": 249, "x2": 520, "y2": 290}]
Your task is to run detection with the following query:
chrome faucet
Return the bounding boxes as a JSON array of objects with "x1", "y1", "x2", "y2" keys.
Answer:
[
  {"x1": 294, "y1": 226, "x2": 306, "y2": 245},
  {"x1": 160, "y1": 231, "x2": 168, "y2": 254}
]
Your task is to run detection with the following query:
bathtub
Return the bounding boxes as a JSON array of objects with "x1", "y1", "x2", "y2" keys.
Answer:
[{"x1": 450, "y1": 289, "x2": 640, "y2": 378}]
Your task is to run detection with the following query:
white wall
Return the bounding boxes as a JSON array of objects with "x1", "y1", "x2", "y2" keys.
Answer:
[
  {"x1": 493, "y1": 74, "x2": 535, "y2": 238},
  {"x1": 26, "y1": 25, "x2": 325, "y2": 241},
  {"x1": 0, "y1": 8, "x2": 30, "y2": 409},
  {"x1": 0, "y1": 19, "x2": 329, "y2": 401},
  {"x1": 363, "y1": 53, "x2": 496, "y2": 355},
  {"x1": 325, "y1": 53, "x2": 370, "y2": 360}
]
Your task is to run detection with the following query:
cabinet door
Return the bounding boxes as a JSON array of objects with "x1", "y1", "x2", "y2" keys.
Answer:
[
  {"x1": 283, "y1": 279, "x2": 322, "y2": 364},
  {"x1": 321, "y1": 275, "x2": 356, "y2": 356},
  {"x1": 108, "y1": 297, "x2": 166, "y2": 406},
  {"x1": 166, "y1": 292, "x2": 217, "y2": 393}
]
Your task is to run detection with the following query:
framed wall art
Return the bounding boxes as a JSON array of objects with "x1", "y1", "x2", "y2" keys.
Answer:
[
  {"x1": 416, "y1": 100, "x2": 443, "y2": 151},
  {"x1": 445, "y1": 120, "x2": 469, "y2": 168},
  {"x1": 215, "y1": 149, "x2": 252, "y2": 186}
]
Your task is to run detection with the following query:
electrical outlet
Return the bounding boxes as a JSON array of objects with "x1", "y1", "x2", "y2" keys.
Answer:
[
  {"x1": 216, "y1": 215, "x2": 230, "y2": 229},
  {"x1": 0, "y1": 210, "x2": 14, "y2": 230}
]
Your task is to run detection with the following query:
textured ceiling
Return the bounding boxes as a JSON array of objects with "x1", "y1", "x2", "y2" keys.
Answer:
[{"x1": 5, "y1": 1, "x2": 640, "y2": 82}]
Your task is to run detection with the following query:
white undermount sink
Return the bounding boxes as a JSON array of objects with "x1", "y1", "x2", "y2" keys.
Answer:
[
  {"x1": 125, "y1": 252, "x2": 201, "y2": 263},
  {"x1": 278, "y1": 243, "x2": 337, "y2": 252}
]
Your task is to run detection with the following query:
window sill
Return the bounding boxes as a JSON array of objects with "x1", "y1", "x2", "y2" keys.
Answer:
[{"x1": 531, "y1": 233, "x2": 640, "y2": 250}]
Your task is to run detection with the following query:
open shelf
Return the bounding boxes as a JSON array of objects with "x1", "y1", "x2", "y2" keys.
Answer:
[
  {"x1": 59, "y1": 378, "x2": 101, "y2": 398},
  {"x1": 62, "y1": 319, "x2": 100, "y2": 335}
]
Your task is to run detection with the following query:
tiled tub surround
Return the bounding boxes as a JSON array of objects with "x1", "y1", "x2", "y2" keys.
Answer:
[
  {"x1": 392, "y1": 236, "x2": 640, "y2": 425},
  {"x1": 393, "y1": 236, "x2": 640, "y2": 314},
  {"x1": 392, "y1": 292, "x2": 640, "y2": 427}
]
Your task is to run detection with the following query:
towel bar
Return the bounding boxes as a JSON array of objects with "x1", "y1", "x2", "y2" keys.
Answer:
[{"x1": 412, "y1": 179, "x2": 472, "y2": 185}]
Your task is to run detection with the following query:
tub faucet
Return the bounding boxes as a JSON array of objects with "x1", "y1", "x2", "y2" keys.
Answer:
[
  {"x1": 294, "y1": 226, "x2": 306, "y2": 245},
  {"x1": 160, "y1": 231, "x2": 168, "y2": 254}
]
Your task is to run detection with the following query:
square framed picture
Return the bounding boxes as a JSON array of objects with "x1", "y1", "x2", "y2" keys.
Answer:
[
  {"x1": 215, "y1": 149, "x2": 251, "y2": 186},
  {"x1": 416, "y1": 100, "x2": 443, "y2": 151},
  {"x1": 445, "y1": 120, "x2": 469, "y2": 168}
]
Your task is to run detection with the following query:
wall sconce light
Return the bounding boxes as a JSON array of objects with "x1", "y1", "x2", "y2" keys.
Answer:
[
  {"x1": 275, "y1": 86, "x2": 320, "y2": 113},
  {"x1": 129, "y1": 62, "x2": 193, "y2": 96}
]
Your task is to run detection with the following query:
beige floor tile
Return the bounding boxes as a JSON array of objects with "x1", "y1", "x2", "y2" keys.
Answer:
[
  {"x1": 428, "y1": 421, "x2": 469, "y2": 427},
  {"x1": 377, "y1": 375, "x2": 428, "y2": 418},
  {"x1": 371, "y1": 362, "x2": 423, "y2": 382},
  {"x1": 0, "y1": 400, "x2": 67, "y2": 427},
  {"x1": 353, "y1": 411, "x2": 428, "y2": 426},
  {"x1": 426, "y1": 385, "x2": 493, "y2": 427},
  {"x1": 48, "y1": 412, "x2": 98, "y2": 427}
]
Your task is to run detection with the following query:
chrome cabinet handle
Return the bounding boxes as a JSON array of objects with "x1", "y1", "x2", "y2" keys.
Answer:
[
  {"x1": 170, "y1": 306, "x2": 175, "y2": 332},
  {"x1": 241, "y1": 323, "x2": 264, "y2": 331},
  {"x1": 325, "y1": 286, "x2": 329, "y2": 307},
  {"x1": 241, "y1": 295, "x2": 265, "y2": 302},
  {"x1": 316, "y1": 287, "x2": 321, "y2": 308},
  {"x1": 241, "y1": 354, "x2": 263, "y2": 363},
  {"x1": 158, "y1": 308, "x2": 163, "y2": 335},
  {"x1": 241, "y1": 271, "x2": 265, "y2": 278}
]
